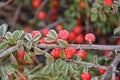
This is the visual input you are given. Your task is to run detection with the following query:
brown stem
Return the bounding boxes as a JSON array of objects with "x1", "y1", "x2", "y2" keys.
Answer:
[
  {"x1": 1, "y1": 44, "x2": 120, "y2": 58},
  {"x1": 101, "y1": 53, "x2": 120, "y2": 80},
  {"x1": 0, "y1": 0, "x2": 13, "y2": 9}
]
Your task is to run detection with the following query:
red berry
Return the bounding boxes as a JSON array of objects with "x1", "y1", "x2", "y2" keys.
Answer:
[
  {"x1": 75, "y1": 34, "x2": 84, "y2": 44},
  {"x1": 73, "y1": 25, "x2": 82, "y2": 34},
  {"x1": 110, "y1": 76, "x2": 119, "y2": 80},
  {"x1": 58, "y1": 30, "x2": 69, "y2": 40},
  {"x1": 41, "y1": 28, "x2": 49, "y2": 36},
  {"x1": 64, "y1": 47, "x2": 76, "y2": 59},
  {"x1": 31, "y1": 31, "x2": 41, "y2": 38},
  {"x1": 38, "y1": 11, "x2": 46, "y2": 20},
  {"x1": 51, "y1": 8, "x2": 57, "y2": 15},
  {"x1": 50, "y1": 15, "x2": 57, "y2": 21},
  {"x1": 39, "y1": 38, "x2": 46, "y2": 44},
  {"x1": 55, "y1": 24, "x2": 64, "y2": 31},
  {"x1": 18, "y1": 67, "x2": 24, "y2": 73},
  {"x1": 104, "y1": 50, "x2": 110, "y2": 56},
  {"x1": 68, "y1": 32, "x2": 76, "y2": 42},
  {"x1": 81, "y1": 72, "x2": 91, "y2": 80},
  {"x1": 17, "y1": 52, "x2": 25, "y2": 57},
  {"x1": 104, "y1": 0, "x2": 113, "y2": 6},
  {"x1": 99, "y1": 68, "x2": 106, "y2": 74},
  {"x1": 79, "y1": 2, "x2": 85, "y2": 9},
  {"x1": 24, "y1": 26, "x2": 31, "y2": 33},
  {"x1": 8, "y1": 73, "x2": 13, "y2": 79},
  {"x1": 76, "y1": 18, "x2": 82, "y2": 25},
  {"x1": 52, "y1": 0, "x2": 59, "y2": 7},
  {"x1": 32, "y1": 1, "x2": 40, "y2": 9},
  {"x1": 76, "y1": 50, "x2": 86, "y2": 59},
  {"x1": 20, "y1": 76, "x2": 27, "y2": 80},
  {"x1": 51, "y1": 48, "x2": 62, "y2": 59},
  {"x1": 116, "y1": 39, "x2": 120, "y2": 45},
  {"x1": 85, "y1": 33, "x2": 96, "y2": 43}
]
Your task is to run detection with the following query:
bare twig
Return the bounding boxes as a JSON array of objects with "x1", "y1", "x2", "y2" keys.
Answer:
[
  {"x1": 11, "y1": 3, "x2": 22, "y2": 28},
  {"x1": 0, "y1": 0, "x2": 13, "y2": 9},
  {"x1": 101, "y1": 53, "x2": 120, "y2": 80},
  {"x1": 46, "y1": 18, "x2": 67, "y2": 29},
  {"x1": 33, "y1": 0, "x2": 49, "y2": 19},
  {"x1": 0, "y1": 44, "x2": 120, "y2": 58},
  {"x1": 37, "y1": 44, "x2": 120, "y2": 50},
  {"x1": 0, "y1": 45, "x2": 18, "y2": 58}
]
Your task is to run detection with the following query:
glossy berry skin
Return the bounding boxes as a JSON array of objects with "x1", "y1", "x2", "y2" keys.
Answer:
[
  {"x1": 38, "y1": 11, "x2": 46, "y2": 20},
  {"x1": 41, "y1": 28, "x2": 49, "y2": 36},
  {"x1": 116, "y1": 39, "x2": 120, "y2": 45},
  {"x1": 75, "y1": 34, "x2": 84, "y2": 44},
  {"x1": 17, "y1": 52, "x2": 25, "y2": 57},
  {"x1": 39, "y1": 38, "x2": 46, "y2": 44},
  {"x1": 52, "y1": 0, "x2": 59, "y2": 8},
  {"x1": 81, "y1": 72, "x2": 91, "y2": 80},
  {"x1": 55, "y1": 24, "x2": 63, "y2": 31},
  {"x1": 68, "y1": 32, "x2": 76, "y2": 42},
  {"x1": 104, "y1": 0, "x2": 113, "y2": 6},
  {"x1": 99, "y1": 68, "x2": 106, "y2": 74},
  {"x1": 76, "y1": 50, "x2": 86, "y2": 59},
  {"x1": 73, "y1": 25, "x2": 82, "y2": 34},
  {"x1": 51, "y1": 48, "x2": 62, "y2": 59},
  {"x1": 64, "y1": 47, "x2": 76, "y2": 59},
  {"x1": 110, "y1": 76, "x2": 119, "y2": 80},
  {"x1": 85, "y1": 33, "x2": 96, "y2": 43},
  {"x1": 31, "y1": 31, "x2": 41, "y2": 38},
  {"x1": 58, "y1": 30, "x2": 69, "y2": 40}
]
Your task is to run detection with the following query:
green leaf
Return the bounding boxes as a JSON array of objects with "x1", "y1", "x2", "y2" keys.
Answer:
[
  {"x1": 104, "y1": 6, "x2": 110, "y2": 13},
  {"x1": 114, "y1": 27, "x2": 120, "y2": 35},
  {"x1": 26, "y1": 41, "x2": 32, "y2": 49},
  {"x1": 34, "y1": 47, "x2": 44, "y2": 55},
  {"x1": 90, "y1": 8, "x2": 98, "y2": 13},
  {"x1": 45, "y1": 53, "x2": 54, "y2": 65},
  {"x1": 5, "y1": 32, "x2": 12, "y2": 40},
  {"x1": 61, "y1": 63, "x2": 69, "y2": 76},
  {"x1": 58, "y1": 39, "x2": 68, "y2": 48},
  {"x1": 69, "y1": 65, "x2": 79, "y2": 74},
  {"x1": 7, "y1": 66, "x2": 15, "y2": 74},
  {"x1": 32, "y1": 34, "x2": 41, "y2": 42},
  {"x1": 91, "y1": 13, "x2": 98, "y2": 21},
  {"x1": 48, "y1": 30, "x2": 57, "y2": 39},
  {"x1": 0, "y1": 23, "x2": 8, "y2": 37},
  {"x1": 19, "y1": 30, "x2": 25, "y2": 39},
  {"x1": 55, "y1": 59, "x2": 62, "y2": 68},
  {"x1": 99, "y1": 12, "x2": 106, "y2": 22},
  {"x1": 25, "y1": 33, "x2": 32, "y2": 41},
  {"x1": 1, "y1": 66, "x2": 7, "y2": 76},
  {"x1": 44, "y1": 36, "x2": 55, "y2": 43},
  {"x1": 10, "y1": 53, "x2": 18, "y2": 64},
  {"x1": 42, "y1": 65, "x2": 50, "y2": 74},
  {"x1": 0, "y1": 42, "x2": 8, "y2": 51},
  {"x1": 24, "y1": 53, "x2": 32, "y2": 63},
  {"x1": 13, "y1": 30, "x2": 20, "y2": 40}
]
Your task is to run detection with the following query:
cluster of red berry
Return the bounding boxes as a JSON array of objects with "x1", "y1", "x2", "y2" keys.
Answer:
[{"x1": 32, "y1": 0, "x2": 59, "y2": 21}]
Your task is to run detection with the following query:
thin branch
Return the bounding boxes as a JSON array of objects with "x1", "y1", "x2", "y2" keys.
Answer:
[
  {"x1": 46, "y1": 18, "x2": 67, "y2": 29},
  {"x1": 33, "y1": 0, "x2": 49, "y2": 19},
  {"x1": 11, "y1": 3, "x2": 22, "y2": 28},
  {"x1": 65, "y1": 59, "x2": 119, "y2": 73},
  {"x1": 0, "y1": 45, "x2": 18, "y2": 58},
  {"x1": 37, "y1": 44, "x2": 120, "y2": 50},
  {"x1": 101, "y1": 53, "x2": 120, "y2": 80},
  {"x1": 0, "y1": 0, "x2": 13, "y2": 9},
  {"x1": 1, "y1": 44, "x2": 120, "y2": 58}
]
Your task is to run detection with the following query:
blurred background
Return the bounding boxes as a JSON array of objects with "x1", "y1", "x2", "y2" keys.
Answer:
[{"x1": 0, "y1": 0, "x2": 120, "y2": 45}]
